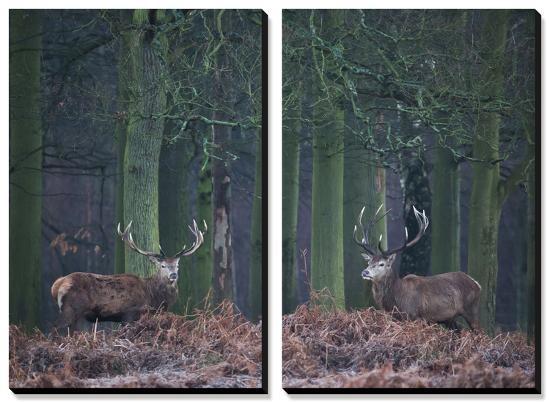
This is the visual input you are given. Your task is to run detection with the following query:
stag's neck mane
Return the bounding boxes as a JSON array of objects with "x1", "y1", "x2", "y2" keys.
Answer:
[
  {"x1": 144, "y1": 272, "x2": 178, "y2": 312},
  {"x1": 372, "y1": 263, "x2": 400, "y2": 311}
]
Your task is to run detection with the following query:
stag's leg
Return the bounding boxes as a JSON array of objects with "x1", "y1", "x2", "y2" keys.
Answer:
[{"x1": 461, "y1": 304, "x2": 480, "y2": 331}]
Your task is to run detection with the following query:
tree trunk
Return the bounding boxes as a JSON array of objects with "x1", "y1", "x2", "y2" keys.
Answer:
[
  {"x1": 526, "y1": 157, "x2": 535, "y2": 340},
  {"x1": 467, "y1": 11, "x2": 509, "y2": 335},
  {"x1": 248, "y1": 133, "x2": 263, "y2": 320},
  {"x1": 310, "y1": 10, "x2": 346, "y2": 309},
  {"x1": 282, "y1": 99, "x2": 300, "y2": 314},
  {"x1": 9, "y1": 10, "x2": 43, "y2": 329},
  {"x1": 431, "y1": 145, "x2": 460, "y2": 274},
  {"x1": 211, "y1": 11, "x2": 234, "y2": 305},
  {"x1": 114, "y1": 10, "x2": 132, "y2": 275},
  {"x1": 399, "y1": 113, "x2": 431, "y2": 277},
  {"x1": 123, "y1": 10, "x2": 167, "y2": 277},
  {"x1": 212, "y1": 122, "x2": 234, "y2": 303},
  {"x1": 343, "y1": 105, "x2": 387, "y2": 310},
  {"x1": 159, "y1": 136, "x2": 193, "y2": 314},
  {"x1": 194, "y1": 157, "x2": 213, "y2": 307}
]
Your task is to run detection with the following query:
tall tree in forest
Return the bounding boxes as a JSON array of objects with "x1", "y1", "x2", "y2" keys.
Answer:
[
  {"x1": 430, "y1": 12, "x2": 467, "y2": 275},
  {"x1": 195, "y1": 155, "x2": 213, "y2": 306},
  {"x1": 114, "y1": 10, "x2": 132, "y2": 274},
  {"x1": 282, "y1": 36, "x2": 302, "y2": 313},
  {"x1": 430, "y1": 143, "x2": 460, "y2": 274},
  {"x1": 248, "y1": 134, "x2": 263, "y2": 320},
  {"x1": 159, "y1": 129, "x2": 193, "y2": 313},
  {"x1": 310, "y1": 10, "x2": 345, "y2": 309},
  {"x1": 9, "y1": 10, "x2": 43, "y2": 329},
  {"x1": 399, "y1": 114, "x2": 431, "y2": 277},
  {"x1": 122, "y1": 9, "x2": 167, "y2": 277},
  {"x1": 467, "y1": 11, "x2": 533, "y2": 334},
  {"x1": 343, "y1": 105, "x2": 387, "y2": 310},
  {"x1": 211, "y1": 10, "x2": 235, "y2": 304}
]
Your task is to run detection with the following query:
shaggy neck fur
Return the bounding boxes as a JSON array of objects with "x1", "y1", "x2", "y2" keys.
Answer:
[
  {"x1": 372, "y1": 265, "x2": 400, "y2": 311},
  {"x1": 145, "y1": 273, "x2": 178, "y2": 311}
]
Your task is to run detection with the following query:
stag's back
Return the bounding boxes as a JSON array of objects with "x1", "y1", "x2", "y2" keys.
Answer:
[
  {"x1": 51, "y1": 272, "x2": 149, "y2": 319},
  {"x1": 398, "y1": 271, "x2": 481, "y2": 322}
]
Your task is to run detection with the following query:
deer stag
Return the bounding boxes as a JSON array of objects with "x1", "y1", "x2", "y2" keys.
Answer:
[
  {"x1": 354, "y1": 205, "x2": 481, "y2": 330},
  {"x1": 51, "y1": 219, "x2": 206, "y2": 333}
]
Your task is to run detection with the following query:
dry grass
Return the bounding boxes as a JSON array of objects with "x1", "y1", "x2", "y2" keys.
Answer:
[
  {"x1": 10, "y1": 301, "x2": 262, "y2": 389},
  {"x1": 283, "y1": 304, "x2": 535, "y2": 389}
]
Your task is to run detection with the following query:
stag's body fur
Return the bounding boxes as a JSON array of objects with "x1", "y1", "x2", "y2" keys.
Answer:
[
  {"x1": 372, "y1": 269, "x2": 481, "y2": 329},
  {"x1": 51, "y1": 272, "x2": 178, "y2": 330}
]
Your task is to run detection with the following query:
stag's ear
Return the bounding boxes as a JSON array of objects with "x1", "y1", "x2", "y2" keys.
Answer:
[
  {"x1": 361, "y1": 253, "x2": 373, "y2": 263},
  {"x1": 387, "y1": 254, "x2": 397, "y2": 266}
]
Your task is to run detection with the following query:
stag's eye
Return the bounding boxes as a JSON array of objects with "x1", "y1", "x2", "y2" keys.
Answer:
[
  {"x1": 161, "y1": 264, "x2": 166, "y2": 268},
  {"x1": 379, "y1": 263, "x2": 384, "y2": 266}
]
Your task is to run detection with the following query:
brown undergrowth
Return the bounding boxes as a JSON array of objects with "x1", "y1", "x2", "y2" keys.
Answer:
[
  {"x1": 10, "y1": 301, "x2": 262, "y2": 389},
  {"x1": 283, "y1": 304, "x2": 535, "y2": 389}
]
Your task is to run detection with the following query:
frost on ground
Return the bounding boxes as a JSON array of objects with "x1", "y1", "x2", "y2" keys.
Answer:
[
  {"x1": 283, "y1": 305, "x2": 535, "y2": 389},
  {"x1": 10, "y1": 301, "x2": 262, "y2": 389}
]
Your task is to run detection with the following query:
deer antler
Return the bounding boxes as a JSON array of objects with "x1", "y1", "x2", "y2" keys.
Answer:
[
  {"x1": 353, "y1": 204, "x2": 390, "y2": 256},
  {"x1": 379, "y1": 206, "x2": 429, "y2": 257},
  {"x1": 174, "y1": 219, "x2": 207, "y2": 258},
  {"x1": 117, "y1": 221, "x2": 162, "y2": 258}
]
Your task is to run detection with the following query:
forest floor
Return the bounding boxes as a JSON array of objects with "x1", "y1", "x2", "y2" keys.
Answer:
[
  {"x1": 9, "y1": 301, "x2": 262, "y2": 389},
  {"x1": 283, "y1": 304, "x2": 535, "y2": 389}
]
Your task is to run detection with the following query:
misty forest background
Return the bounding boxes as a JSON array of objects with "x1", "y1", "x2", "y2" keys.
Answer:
[
  {"x1": 10, "y1": 9, "x2": 264, "y2": 332},
  {"x1": 283, "y1": 10, "x2": 537, "y2": 337}
]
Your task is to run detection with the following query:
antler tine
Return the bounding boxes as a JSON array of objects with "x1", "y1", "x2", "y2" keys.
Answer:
[
  {"x1": 354, "y1": 205, "x2": 391, "y2": 256},
  {"x1": 117, "y1": 221, "x2": 159, "y2": 257},
  {"x1": 174, "y1": 219, "x2": 207, "y2": 258},
  {"x1": 379, "y1": 205, "x2": 429, "y2": 257}
]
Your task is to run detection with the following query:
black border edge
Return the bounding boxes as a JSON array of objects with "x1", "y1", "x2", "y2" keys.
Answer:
[
  {"x1": 282, "y1": 8, "x2": 542, "y2": 395},
  {"x1": 10, "y1": 8, "x2": 269, "y2": 396},
  {"x1": 534, "y1": 7, "x2": 541, "y2": 395},
  {"x1": 261, "y1": 8, "x2": 269, "y2": 395}
]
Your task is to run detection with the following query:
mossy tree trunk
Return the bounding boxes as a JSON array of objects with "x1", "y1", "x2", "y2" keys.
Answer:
[
  {"x1": 211, "y1": 121, "x2": 234, "y2": 304},
  {"x1": 343, "y1": 104, "x2": 387, "y2": 310},
  {"x1": 159, "y1": 131, "x2": 193, "y2": 313},
  {"x1": 399, "y1": 114, "x2": 431, "y2": 277},
  {"x1": 114, "y1": 10, "x2": 132, "y2": 274},
  {"x1": 467, "y1": 11, "x2": 509, "y2": 335},
  {"x1": 195, "y1": 157, "x2": 213, "y2": 307},
  {"x1": 9, "y1": 10, "x2": 43, "y2": 329},
  {"x1": 310, "y1": 10, "x2": 345, "y2": 310},
  {"x1": 431, "y1": 145, "x2": 460, "y2": 274},
  {"x1": 282, "y1": 95, "x2": 300, "y2": 314},
  {"x1": 248, "y1": 133, "x2": 263, "y2": 320},
  {"x1": 211, "y1": 11, "x2": 234, "y2": 304},
  {"x1": 123, "y1": 10, "x2": 167, "y2": 277}
]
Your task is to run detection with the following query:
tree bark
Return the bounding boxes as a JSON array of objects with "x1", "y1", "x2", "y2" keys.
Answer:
[
  {"x1": 114, "y1": 10, "x2": 131, "y2": 275},
  {"x1": 282, "y1": 98, "x2": 300, "y2": 314},
  {"x1": 431, "y1": 145, "x2": 460, "y2": 274},
  {"x1": 194, "y1": 157, "x2": 213, "y2": 307},
  {"x1": 159, "y1": 136, "x2": 193, "y2": 313},
  {"x1": 343, "y1": 104, "x2": 387, "y2": 310},
  {"x1": 123, "y1": 10, "x2": 167, "y2": 277},
  {"x1": 248, "y1": 133, "x2": 263, "y2": 320},
  {"x1": 467, "y1": 11, "x2": 509, "y2": 335},
  {"x1": 9, "y1": 10, "x2": 43, "y2": 329},
  {"x1": 310, "y1": 10, "x2": 346, "y2": 309}
]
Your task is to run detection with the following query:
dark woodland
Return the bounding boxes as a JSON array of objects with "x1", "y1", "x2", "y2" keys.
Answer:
[
  {"x1": 282, "y1": 9, "x2": 538, "y2": 389},
  {"x1": 9, "y1": 9, "x2": 264, "y2": 389}
]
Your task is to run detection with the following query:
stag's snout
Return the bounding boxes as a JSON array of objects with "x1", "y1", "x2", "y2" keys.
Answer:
[
  {"x1": 361, "y1": 268, "x2": 372, "y2": 280},
  {"x1": 169, "y1": 272, "x2": 178, "y2": 282}
]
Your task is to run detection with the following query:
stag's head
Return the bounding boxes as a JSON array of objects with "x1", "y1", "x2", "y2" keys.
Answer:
[
  {"x1": 360, "y1": 253, "x2": 396, "y2": 281},
  {"x1": 354, "y1": 204, "x2": 429, "y2": 282},
  {"x1": 117, "y1": 219, "x2": 207, "y2": 284}
]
